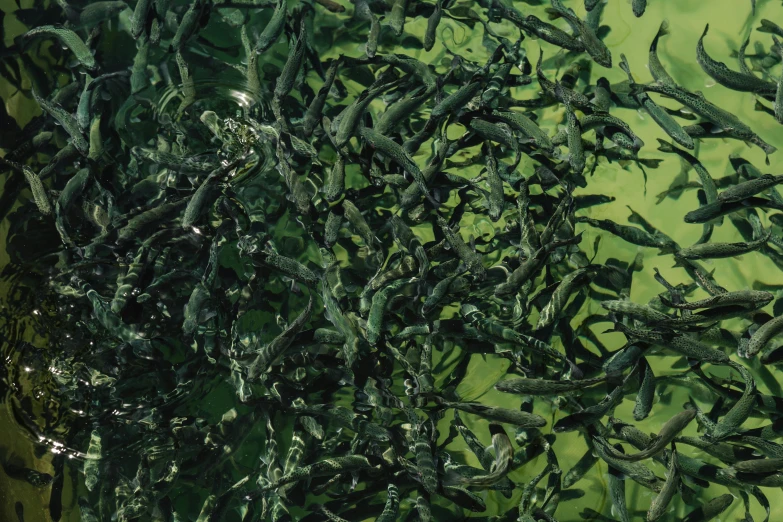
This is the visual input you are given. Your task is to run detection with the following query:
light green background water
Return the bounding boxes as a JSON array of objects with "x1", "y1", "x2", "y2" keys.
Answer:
[{"x1": 2, "y1": 0, "x2": 783, "y2": 520}]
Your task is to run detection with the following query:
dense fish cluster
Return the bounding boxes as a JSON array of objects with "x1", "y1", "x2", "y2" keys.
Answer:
[{"x1": 2, "y1": 0, "x2": 783, "y2": 521}]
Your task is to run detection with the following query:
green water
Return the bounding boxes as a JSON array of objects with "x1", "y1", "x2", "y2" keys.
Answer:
[{"x1": 2, "y1": 0, "x2": 783, "y2": 521}]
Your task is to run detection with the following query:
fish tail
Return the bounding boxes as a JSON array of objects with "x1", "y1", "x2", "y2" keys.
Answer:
[
  {"x1": 656, "y1": 138, "x2": 675, "y2": 153},
  {"x1": 651, "y1": 20, "x2": 670, "y2": 52},
  {"x1": 441, "y1": 469, "x2": 467, "y2": 487}
]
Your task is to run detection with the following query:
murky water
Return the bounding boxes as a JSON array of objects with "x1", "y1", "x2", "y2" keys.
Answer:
[{"x1": 2, "y1": 0, "x2": 783, "y2": 521}]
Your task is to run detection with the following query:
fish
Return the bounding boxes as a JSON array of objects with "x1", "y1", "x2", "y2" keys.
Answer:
[
  {"x1": 273, "y1": 17, "x2": 306, "y2": 104},
  {"x1": 32, "y1": 90, "x2": 89, "y2": 156},
  {"x1": 366, "y1": 278, "x2": 410, "y2": 344},
  {"x1": 437, "y1": 216, "x2": 486, "y2": 280},
  {"x1": 495, "y1": 234, "x2": 583, "y2": 296},
  {"x1": 424, "y1": 0, "x2": 443, "y2": 51},
  {"x1": 261, "y1": 455, "x2": 375, "y2": 491},
  {"x1": 131, "y1": 0, "x2": 153, "y2": 38},
  {"x1": 496, "y1": 375, "x2": 606, "y2": 396},
  {"x1": 634, "y1": 358, "x2": 655, "y2": 421},
  {"x1": 256, "y1": 0, "x2": 286, "y2": 52},
  {"x1": 706, "y1": 362, "x2": 755, "y2": 441},
  {"x1": 633, "y1": 0, "x2": 646, "y2": 17},
  {"x1": 247, "y1": 295, "x2": 313, "y2": 379},
  {"x1": 578, "y1": 216, "x2": 677, "y2": 251},
  {"x1": 742, "y1": 314, "x2": 783, "y2": 358},
  {"x1": 171, "y1": 0, "x2": 208, "y2": 52},
  {"x1": 675, "y1": 235, "x2": 769, "y2": 260},
  {"x1": 21, "y1": 25, "x2": 96, "y2": 70},
  {"x1": 662, "y1": 290, "x2": 773, "y2": 311},
  {"x1": 359, "y1": 126, "x2": 438, "y2": 207},
  {"x1": 605, "y1": 409, "x2": 696, "y2": 461},
  {"x1": 697, "y1": 25, "x2": 776, "y2": 95},
  {"x1": 682, "y1": 494, "x2": 733, "y2": 522},
  {"x1": 549, "y1": 0, "x2": 611, "y2": 67},
  {"x1": 647, "y1": 447, "x2": 680, "y2": 521},
  {"x1": 442, "y1": 400, "x2": 547, "y2": 428},
  {"x1": 444, "y1": 424, "x2": 513, "y2": 487}
]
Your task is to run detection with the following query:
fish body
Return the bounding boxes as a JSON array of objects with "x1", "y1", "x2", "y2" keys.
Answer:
[
  {"x1": 744, "y1": 314, "x2": 783, "y2": 357},
  {"x1": 676, "y1": 235, "x2": 768, "y2": 260},
  {"x1": 697, "y1": 25, "x2": 776, "y2": 96},
  {"x1": 550, "y1": 0, "x2": 611, "y2": 67},
  {"x1": 496, "y1": 376, "x2": 605, "y2": 396},
  {"x1": 22, "y1": 25, "x2": 96, "y2": 70}
]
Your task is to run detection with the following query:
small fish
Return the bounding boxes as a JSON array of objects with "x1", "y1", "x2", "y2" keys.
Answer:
[
  {"x1": 273, "y1": 17, "x2": 306, "y2": 103},
  {"x1": 697, "y1": 25, "x2": 776, "y2": 96},
  {"x1": 131, "y1": 147, "x2": 218, "y2": 173},
  {"x1": 657, "y1": 139, "x2": 718, "y2": 208},
  {"x1": 493, "y1": 109, "x2": 554, "y2": 152},
  {"x1": 593, "y1": 436, "x2": 663, "y2": 492},
  {"x1": 577, "y1": 216, "x2": 676, "y2": 251},
  {"x1": 554, "y1": 385, "x2": 625, "y2": 432},
  {"x1": 255, "y1": 0, "x2": 287, "y2": 52},
  {"x1": 563, "y1": 447, "x2": 599, "y2": 488},
  {"x1": 634, "y1": 358, "x2": 656, "y2": 421},
  {"x1": 743, "y1": 314, "x2": 783, "y2": 358},
  {"x1": 632, "y1": 0, "x2": 646, "y2": 17},
  {"x1": 495, "y1": 375, "x2": 606, "y2": 396},
  {"x1": 116, "y1": 199, "x2": 188, "y2": 244},
  {"x1": 647, "y1": 447, "x2": 680, "y2": 521},
  {"x1": 366, "y1": 278, "x2": 410, "y2": 344},
  {"x1": 409, "y1": 418, "x2": 438, "y2": 494},
  {"x1": 663, "y1": 290, "x2": 773, "y2": 311},
  {"x1": 437, "y1": 216, "x2": 486, "y2": 280},
  {"x1": 32, "y1": 90, "x2": 88, "y2": 156},
  {"x1": 424, "y1": 0, "x2": 443, "y2": 51},
  {"x1": 247, "y1": 295, "x2": 312, "y2": 379},
  {"x1": 130, "y1": 35, "x2": 150, "y2": 94},
  {"x1": 730, "y1": 458, "x2": 783, "y2": 474},
  {"x1": 359, "y1": 126, "x2": 438, "y2": 207},
  {"x1": 171, "y1": 0, "x2": 208, "y2": 52},
  {"x1": 616, "y1": 323, "x2": 729, "y2": 364},
  {"x1": 260, "y1": 455, "x2": 374, "y2": 491},
  {"x1": 682, "y1": 494, "x2": 733, "y2": 522},
  {"x1": 550, "y1": 0, "x2": 611, "y2": 68},
  {"x1": 376, "y1": 484, "x2": 401, "y2": 522},
  {"x1": 773, "y1": 36, "x2": 783, "y2": 124},
  {"x1": 111, "y1": 245, "x2": 147, "y2": 314},
  {"x1": 2, "y1": 462, "x2": 53, "y2": 487},
  {"x1": 504, "y1": 9, "x2": 584, "y2": 52},
  {"x1": 484, "y1": 144, "x2": 505, "y2": 221},
  {"x1": 131, "y1": 0, "x2": 153, "y2": 38},
  {"x1": 640, "y1": 82, "x2": 775, "y2": 156},
  {"x1": 442, "y1": 400, "x2": 547, "y2": 428},
  {"x1": 432, "y1": 80, "x2": 483, "y2": 119},
  {"x1": 444, "y1": 424, "x2": 513, "y2": 488},
  {"x1": 707, "y1": 362, "x2": 755, "y2": 441},
  {"x1": 342, "y1": 198, "x2": 378, "y2": 251},
  {"x1": 607, "y1": 448, "x2": 631, "y2": 522},
  {"x1": 276, "y1": 141, "x2": 311, "y2": 215},
  {"x1": 607, "y1": 409, "x2": 696, "y2": 461},
  {"x1": 385, "y1": 93, "x2": 438, "y2": 146},
  {"x1": 676, "y1": 234, "x2": 768, "y2": 260},
  {"x1": 22, "y1": 25, "x2": 96, "y2": 70},
  {"x1": 250, "y1": 250, "x2": 319, "y2": 285},
  {"x1": 602, "y1": 300, "x2": 671, "y2": 323},
  {"x1": 21, "y1": 165, "x2": 51, "y2": 216},
  {"x1": 388, "y1": 0, "x2": 407, "y2": 36}
]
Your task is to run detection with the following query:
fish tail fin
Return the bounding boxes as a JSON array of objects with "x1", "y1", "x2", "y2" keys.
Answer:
[
  {"x1": 651, "y1": 20, "x2": 670, "y2": 52},
  {"x1": 441, "y1": 469, "x2": 466, "y2": 487},
  {"x1": 656, "y1": 138, "x2": 676, "y2": 153}
]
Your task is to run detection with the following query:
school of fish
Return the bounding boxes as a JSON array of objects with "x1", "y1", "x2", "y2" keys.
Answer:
[{"x1": 1, "y1": 0, "x2": 783, "y2": 521}]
